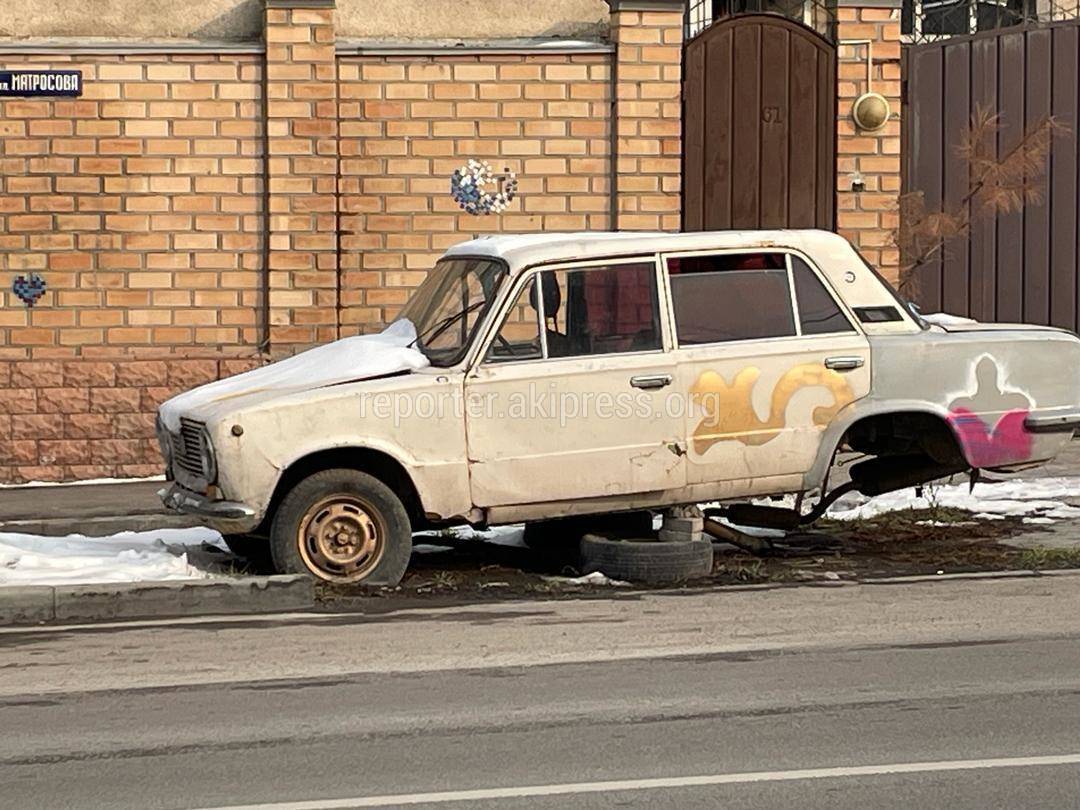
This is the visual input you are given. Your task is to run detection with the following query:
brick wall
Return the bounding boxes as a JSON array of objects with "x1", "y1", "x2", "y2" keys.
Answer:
[
  {"x1": 0, "y1": 53, "x2": 266, "y2": 359},
  {"x1": 610, "y1": 2, "x2": 683, "y2": 231},
  {"x1": 1, "y1": 0, "x2": 918, "y2": 483},
  {"x1": 835, "y1": 3, "x2": 903, "y2": 284},
  {"x1": 0, "y1": 356, "x2": 261, "y2": 481},
  {"x1": 265, "y1": 3, "x2": 341, "y2": 348},
  {"x1": 337, "y1": 53, "x2": 611, "y2": 329}
]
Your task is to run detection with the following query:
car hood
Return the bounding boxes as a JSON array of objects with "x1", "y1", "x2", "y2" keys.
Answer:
[{"x1": 158, "y1": 321, "x2": 430, "y2": 432}]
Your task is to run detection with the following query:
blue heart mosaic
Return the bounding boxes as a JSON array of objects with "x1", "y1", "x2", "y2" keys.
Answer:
[{"x1": 12, "y1": 273, "x2": 46, "y2": 307}]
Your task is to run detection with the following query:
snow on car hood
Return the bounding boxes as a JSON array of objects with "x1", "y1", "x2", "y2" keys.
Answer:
[
  {"x1": 920, "y1": 312, "x2": 977, "y2": 328},
  {"x1": 158, "y1": 320, "x2": 430, "y2": 432},
  {"x1": 922, "y1": 312, "x2": 1070, "y2": 335}
]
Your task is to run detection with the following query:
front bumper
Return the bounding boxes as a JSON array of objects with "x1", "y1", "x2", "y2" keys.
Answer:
[{"x1": 159, "y1": 483, "x2": 260, "y2": 532}]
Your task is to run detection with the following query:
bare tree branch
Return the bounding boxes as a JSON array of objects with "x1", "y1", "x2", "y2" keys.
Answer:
[{"x1": 892, "y1": 107, "x2": 1068, "y2": 297}]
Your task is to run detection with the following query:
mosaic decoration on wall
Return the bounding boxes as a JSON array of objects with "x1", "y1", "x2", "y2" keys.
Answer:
[
  {"x1": 450, "y1": 159, "x2": 518, "y2": 215},
  {"x1": 12, "y1": 273, "x2": 46, "y2": 307}
]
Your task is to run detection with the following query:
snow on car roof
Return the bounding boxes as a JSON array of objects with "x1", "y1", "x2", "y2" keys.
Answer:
[{"x1": 442, "y1": 229, "x2": 851, "y2": 271}]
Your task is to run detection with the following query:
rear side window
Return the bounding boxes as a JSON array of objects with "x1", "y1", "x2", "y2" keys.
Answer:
[
  {"x1": 791, "y1": 257, "x2": 855, "y2": 335},
  {"x1": 667, "y1": 252, "x2": 795, "y2": 345}
]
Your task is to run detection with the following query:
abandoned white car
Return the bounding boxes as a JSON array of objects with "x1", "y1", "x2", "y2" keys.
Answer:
[{"x1": 158, "y1": 230, "x2": 1080, "y2": 585}]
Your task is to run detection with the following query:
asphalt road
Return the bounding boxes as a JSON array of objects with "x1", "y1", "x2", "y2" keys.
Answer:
[{"x1": 3, "y1": 576, "x2": 1080, "y2": 809}]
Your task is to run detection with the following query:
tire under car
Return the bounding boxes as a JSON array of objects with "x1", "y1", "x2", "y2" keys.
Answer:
[{"x1": 579, "y1": 534, "x2": 714, "y2": 584}]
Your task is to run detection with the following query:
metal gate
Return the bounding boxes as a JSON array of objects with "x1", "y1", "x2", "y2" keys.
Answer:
[
  {"x1": 904, "y1": 20, "x2": 1080, "y2": 328},
  {"x1": 682, "y1": 14, "x2": 837, "y2": 231}
]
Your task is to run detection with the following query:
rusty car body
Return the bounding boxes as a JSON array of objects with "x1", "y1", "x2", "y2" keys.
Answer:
[{"x1": 158, "y1": 230, "x2": 1080, "y2": 584}]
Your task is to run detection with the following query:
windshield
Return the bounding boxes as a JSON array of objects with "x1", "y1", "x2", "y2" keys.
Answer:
[{"x1": 397, "y1": 257, "x2": 507, "y2": 366}]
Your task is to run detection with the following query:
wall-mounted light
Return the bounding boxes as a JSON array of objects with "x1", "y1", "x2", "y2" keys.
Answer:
[
  {"x1": 853, "y1": 92, "x2": 890, "y2": 132},
  {"x1": 842, "y1": 39, "x2": 892, "y2": 133}
]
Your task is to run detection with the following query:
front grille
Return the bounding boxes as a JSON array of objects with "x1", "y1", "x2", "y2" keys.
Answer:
[{"x1": 173, "y1": 418, "x2": 207, "y2": 480}]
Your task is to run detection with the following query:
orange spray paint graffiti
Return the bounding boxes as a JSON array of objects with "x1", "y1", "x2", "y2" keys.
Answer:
[{"x1": 690, "y1": 364, "x2": 855, "y2": 453}]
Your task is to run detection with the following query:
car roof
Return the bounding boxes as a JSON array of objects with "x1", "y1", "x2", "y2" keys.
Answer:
[{"x1": 442, "y1": 229, "x2": 852, "y2": 271}]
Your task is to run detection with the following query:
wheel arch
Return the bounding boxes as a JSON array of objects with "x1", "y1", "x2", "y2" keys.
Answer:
[
  {"x1": 806, "y1": 401, "x2": 970, "y2": 490},
  {"x1": 255, "y1": 446, "x2": 425, "y2": 536}
]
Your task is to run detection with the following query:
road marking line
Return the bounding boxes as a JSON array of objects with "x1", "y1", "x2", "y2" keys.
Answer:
[{"x1": 190, "y1": 753, "x2": 1080, "y2": 809}]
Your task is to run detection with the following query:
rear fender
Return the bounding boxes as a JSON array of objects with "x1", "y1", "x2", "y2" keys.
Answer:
[{"x1": 803, "y1": 399, "x2": 961, "y2": 492}]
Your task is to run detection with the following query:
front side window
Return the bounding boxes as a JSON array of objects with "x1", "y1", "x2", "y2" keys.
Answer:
[
  {"x1": 485, "y1": 260, "x2": 662, "y2": 362},
  {"x1": 486, "y1": 277, "x2": 542, "y2": 362},
  {"x1": 397, "y1": 257, "x2": 506, "y2": 367},
  {"x1": 668, "y1": 252, "x2": 795, "y2": 345},
  {"x1": 544, "y1": 262, "x2": 661, "y2": 358}
]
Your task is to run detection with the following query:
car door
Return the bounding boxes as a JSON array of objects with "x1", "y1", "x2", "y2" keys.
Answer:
[
  {"x1": 663, "y1": 249, "x2": 871, "y2": 490},
  {"x1": 464, "y1": 256, "x2": 686, "y2": 508}
]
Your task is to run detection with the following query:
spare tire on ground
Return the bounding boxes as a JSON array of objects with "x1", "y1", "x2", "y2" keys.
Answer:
[{"x1": 580, "y1": 534, "x2": 713, "y2": 584}]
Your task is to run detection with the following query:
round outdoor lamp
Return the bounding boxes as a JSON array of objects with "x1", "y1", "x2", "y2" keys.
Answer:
[{"x1": 852, "y1": 91, "x2": 891, "y2": 132}]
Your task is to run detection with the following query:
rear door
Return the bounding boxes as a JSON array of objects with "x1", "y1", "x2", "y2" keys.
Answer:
[{"x1": 663, "y1": 249, "x2": 871, "y2": 490}]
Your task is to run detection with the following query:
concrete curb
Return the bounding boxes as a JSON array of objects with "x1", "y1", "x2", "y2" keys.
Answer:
[
  {"x1": 0, "y1": 575, "x2": 315, "y2": 627},
  {"x1": 3, "y1": 566, "x2": 1076, "y2": 628},
  {"x1": 0, "y1": 513, "x2": 202, "y2": 537}
]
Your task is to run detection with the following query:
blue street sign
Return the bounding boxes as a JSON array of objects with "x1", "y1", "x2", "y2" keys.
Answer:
[{"x1": 0, "y1": 70, "x2": 82, "y2": 98}]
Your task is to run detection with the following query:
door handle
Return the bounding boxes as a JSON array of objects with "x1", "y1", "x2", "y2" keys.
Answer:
[
  {"x1": 824, "y1": 356, "x2": 864, "y2": 371},
  {"x1": 630, "y1": 374, "x2": 673, "y2": 390}
]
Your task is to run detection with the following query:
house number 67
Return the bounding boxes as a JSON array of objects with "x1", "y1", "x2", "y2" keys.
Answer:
[{"x1": 762, "y1": 106, "x2": 783, "y2": 123}]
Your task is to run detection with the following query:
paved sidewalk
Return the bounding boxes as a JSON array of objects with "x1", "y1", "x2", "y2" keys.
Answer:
[{"x1": 0, "y1": 479, "x2": 200, "y2": 536}]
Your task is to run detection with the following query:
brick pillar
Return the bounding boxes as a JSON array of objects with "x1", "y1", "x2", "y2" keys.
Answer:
[
  {"x1": 264, "y1": 0, "x2": 339, "y2": 350},
  {"x1": 836, "y1": 0, "x2": 903, "y2": 284},
  {"x1": 607, "y1": 0, "x2": 684, "y2": 231}
]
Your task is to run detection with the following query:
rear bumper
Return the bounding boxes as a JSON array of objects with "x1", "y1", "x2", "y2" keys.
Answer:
[
  {"x1": 159, "y1": 483, "x2": 260, "y2": 532},
  {"x1": 1024, "y1": 410, "x2": 1080, "y2": 434}
]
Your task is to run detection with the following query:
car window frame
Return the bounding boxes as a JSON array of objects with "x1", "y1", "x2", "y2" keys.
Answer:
[
  {"x1": 475, "y1": 254, "x2": 671, "y2": 367},
  {"x1": 659, "y1": 247, "x2": 863, "y2": 350},
  {"x1": 482, "y1": 274, "x2": 545, "y2": 364}
]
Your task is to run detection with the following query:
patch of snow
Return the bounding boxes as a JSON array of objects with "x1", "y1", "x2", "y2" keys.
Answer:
[
  {"x1": 922, "y1": 311, "x2": 977, "y2": 327},
  {"x1": 0, "y1": 527, "x2": 224, "y2": 586},
  {"x1": 915, "y1": 519, "x2": 977, "y2": 527},
  {"x1": 411, "y1": 543, "x2": 454, "y2": 555},
  {"x1": 544, "y1": 571, "x2": 630, "y2": 587},
  {"x1": 439, "y1": 524, "x2": 526, "y2": 548},
  {"x1": 478, "y1": 525, "x2": 527, "y2": 548},
  {"x1": 825, "y1": 476, "x2": 1080, "y2": 523},
  {"x1": 722, "y1": 521, "x2": 787, "y2": 538},
  {"x1": 0, "y1": 475, "x2": 165, "y2": 489},
  {"x1": 159, "y1": 319, "x2": 429, "y2": 431}
]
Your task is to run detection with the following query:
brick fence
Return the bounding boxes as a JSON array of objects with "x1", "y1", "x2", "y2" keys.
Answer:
[{"x1": 0, "y1": 0, "x2": 898, "y2": 482}]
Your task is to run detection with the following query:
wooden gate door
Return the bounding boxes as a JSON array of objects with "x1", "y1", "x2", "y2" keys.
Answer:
[
  {"x1": 683, "y1": 14, "x2": 837, "y2": 231},
  {"x1": 904, "y1": 21, "x2": 1080, "y2": 328}
]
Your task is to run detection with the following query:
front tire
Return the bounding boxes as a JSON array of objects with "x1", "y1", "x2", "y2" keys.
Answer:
[{"x1": 270, "y1": 469, "x2": 412, "y2": 586}]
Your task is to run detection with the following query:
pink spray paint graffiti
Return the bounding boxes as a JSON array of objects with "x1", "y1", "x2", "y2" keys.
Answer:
[{"x1": 946, "y1": 357, "x2": 1032, "y2": 467}]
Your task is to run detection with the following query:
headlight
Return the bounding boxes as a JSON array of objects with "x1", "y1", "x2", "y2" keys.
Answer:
[{"x1": 200, "y1": 427, "x2": 217, "y2": 484}]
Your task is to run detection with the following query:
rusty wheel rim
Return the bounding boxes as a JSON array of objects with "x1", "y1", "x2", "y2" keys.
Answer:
[{"x1": 297, "y1": 496, "x2": 385, "y2": 582}]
